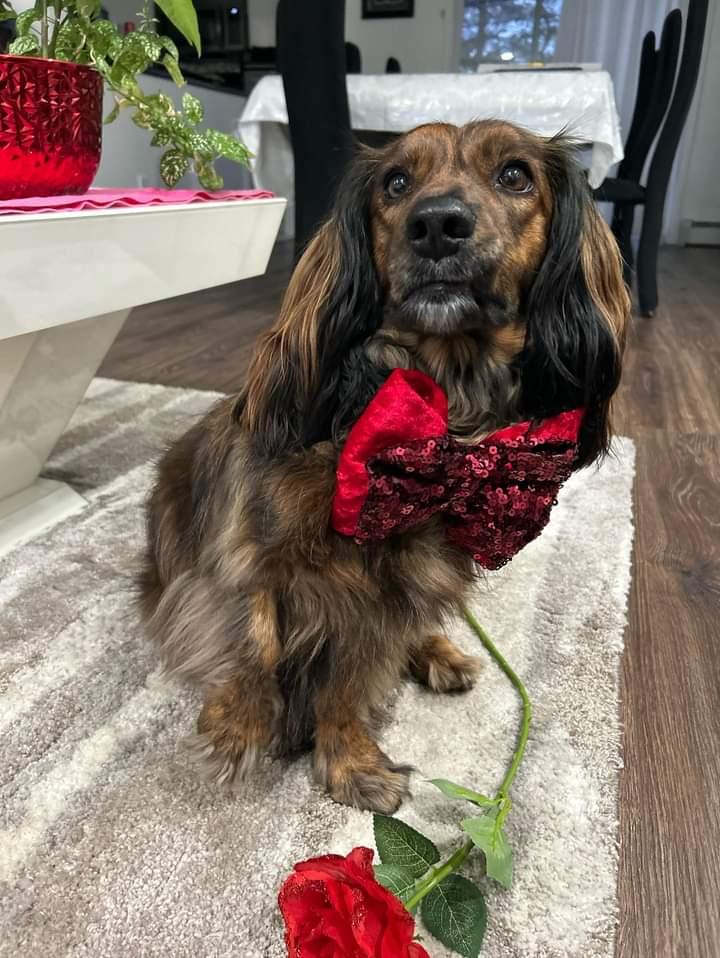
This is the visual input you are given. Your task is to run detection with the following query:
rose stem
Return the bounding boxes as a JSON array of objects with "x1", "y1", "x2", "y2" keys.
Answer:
[{"x1": 404, "y1": 609, "x2": 533, "y2": 912}]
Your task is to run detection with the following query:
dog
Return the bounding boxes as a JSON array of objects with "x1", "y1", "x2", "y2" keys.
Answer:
[{"x1": 139, "y1": 120, "x2": 630, "y2": 815}]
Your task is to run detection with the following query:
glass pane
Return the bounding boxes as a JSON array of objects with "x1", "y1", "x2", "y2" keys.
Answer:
[{"x1": 460, "y1": 0, "x2": 564, "y2": 72}]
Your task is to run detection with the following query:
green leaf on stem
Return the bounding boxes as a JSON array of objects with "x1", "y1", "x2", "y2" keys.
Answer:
[
  {"x1": 182, "y1": 92, "x2": 203, "y2": 124},
  {"x1": 421, "y1": 874, "x2": 487, "y2": 958},
  {"x1": 429, "y1": 779, "x2": 500, "y2": 808},
  {"x1": 373, "y1": 815, "x2": 440, "y2": 878},
  {"x1": 160, "y1": 147, "x2": 190, "y2": 187},
  {"x1": 155, "y1": 0, "x2": 201, "y2": 55},
  {"x1": 161, "y1": 52, "x2": 185, "y2": 87},
  {"x1": 461, "y1": 810, "x2": 513, "y2": 889},
  {"x1": 374, "y1": 864, "x2": 418, "y2": 905},
  {"x1": 194, "y1": 159, "x2": 223, "y2": 190},
  {"x1": 14, "y1": 7, "x2": 39, "y2": 38},
  {"x1": 77, "y1": 0, "x2": 101, "y2": 16},
  {"x1": 158, "y1": 35, "x2": 179, "y2": 61},
  {"x1": 9, "y1": 35, "x2": 40, "y2": 55},
  {"x1": 124, "y1": 30, "x2": 164, "y2": 62}
]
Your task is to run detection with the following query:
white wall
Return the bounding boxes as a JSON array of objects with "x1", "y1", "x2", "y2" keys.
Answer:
[
  {"x1": 676, "y1": 0, "x2": 720, "y2": 240},
  {"x1": 246, "y1": 0, "x2": 455, "y2": 74},
  {"x1": 345, "y1": 0, "x2": 455, "y2": 74},
  {"x1": 247, "y1": 0, "x2": 276, "y2": 46}
]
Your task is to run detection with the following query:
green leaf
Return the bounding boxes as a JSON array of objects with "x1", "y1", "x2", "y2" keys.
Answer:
[
  {"x1": 158, "y1": 34, "x2": 179, "y2": 60},
  {"x1": 151, "y1": 128, "x2": 172, "y2": 147},
  {"x1": 182, "y1": 91, "x2": 203, "y2": 124},
  {"x1": 155, "y1": 0, "x2": 201, "y2": 54},
  {"x1": 104, "y1": 102, "x2": 120, "y2": 124},
  {"x1": 8, "y1": 35, "x2": 39, "y2": 55},
  {"x1": 89, "y1": 19, "x2": 122, "y2": 57},
  {"x1": 374, "y1": 864, "x2": 418, "y2": 905},
  {"x1": 15, "y1": 7, "x2": 39, "y2": 38},
  {"x1": 421, "y1": 874, "x2": 487, "y2": 958},
  {"x1": 461, "y1": 811, "x2": 513, "y2": 889},
  {"x1": 373, "y1": 816, "x2": 440, "y2": 879},
  {"x1": 131, "y1": 108, "x2": 154, "y2": 130},
  {"x1": 429, "y1": 779, "x2": 500, "y2": 808},
  {"x1": 161, "y1": 53, "x2": 185, "y2": 87},
  {"x1": 77, "y1": 0, "x2": 101, "y2": 16},
  {"x1": 194, "y1": 160, "x2": 223, "y2": 190},
  {"x1": 203, "y1": 129, "x2": 251, "y2": 165},
  {"x1": 124, "y1": 29, "x2": 164, "y2": 62},
  {"x1": 160, "y1": 147, "x2": 190, "y2": 187}
]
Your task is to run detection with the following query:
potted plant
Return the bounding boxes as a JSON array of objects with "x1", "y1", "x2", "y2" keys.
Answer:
[{"x1": 0, "y1": 0, "x2": 250, "y2": 198}]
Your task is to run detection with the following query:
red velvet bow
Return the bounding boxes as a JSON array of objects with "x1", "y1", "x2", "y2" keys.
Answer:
[{"x1": 332, "y1": 369, "x2": 584, "y2": 570}]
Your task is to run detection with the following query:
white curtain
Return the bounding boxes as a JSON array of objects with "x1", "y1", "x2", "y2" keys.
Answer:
[{"x1": 555, "y1": 0, "x2": 694, "y2": 243}]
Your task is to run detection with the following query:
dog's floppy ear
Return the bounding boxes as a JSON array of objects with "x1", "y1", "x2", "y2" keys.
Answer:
[
  {"x1": 520, "y1": 139, "x2": 630, "y2": 466},
  {"x1": 239, "y1": 151, "x2": 383, "y2": 458}
]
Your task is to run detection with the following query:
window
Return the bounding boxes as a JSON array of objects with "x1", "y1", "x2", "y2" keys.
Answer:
[{"x1": 460, "y1": 0, "x2": 564, "y2": 72}]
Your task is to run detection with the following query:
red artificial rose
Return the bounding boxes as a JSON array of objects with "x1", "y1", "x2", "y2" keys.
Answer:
[{"x1": 279, "y1": 846, "x2": 430, "y2": 958}]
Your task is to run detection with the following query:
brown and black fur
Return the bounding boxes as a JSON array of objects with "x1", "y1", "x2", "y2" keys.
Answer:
[{"x1": 140, "y1": 121, "x2": 630, "y2": 814}]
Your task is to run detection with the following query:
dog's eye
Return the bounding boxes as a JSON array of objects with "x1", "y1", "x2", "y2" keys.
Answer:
[
  {"x1": 385, "y1": 170, "x2": 411, "y2": 199},
  {"x1": 497, "y1": 164, "x2": 533, "y2": 193}
]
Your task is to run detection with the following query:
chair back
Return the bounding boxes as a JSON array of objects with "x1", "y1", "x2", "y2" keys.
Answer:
[
  {"x1": 623, "y1": 11, "x2": 682, "y2": 184},
  {"x1": 643, "y1": 0, "x2": 709, "y2": 218},
  {"x1": 618, "y1": 30, "x2": 657, "y2": 180}
]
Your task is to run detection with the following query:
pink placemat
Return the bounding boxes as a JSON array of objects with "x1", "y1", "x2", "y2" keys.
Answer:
[{"x1": 0, "y1": 188, "x2": 275, "y2": 215}]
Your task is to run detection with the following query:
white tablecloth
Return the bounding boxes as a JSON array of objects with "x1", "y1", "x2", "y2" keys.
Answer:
[{"x1": 238, "y1": 72, "x2": 624, "y2": 233}]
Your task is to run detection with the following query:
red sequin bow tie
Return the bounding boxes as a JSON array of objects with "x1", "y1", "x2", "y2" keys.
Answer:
[{"x1": 331, "y1": 368, "x2": 584, "y2": 570}]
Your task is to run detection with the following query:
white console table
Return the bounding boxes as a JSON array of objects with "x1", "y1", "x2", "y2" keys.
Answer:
[{"x1": 0, "y1": 196, "x2": 286, "y2": 556}]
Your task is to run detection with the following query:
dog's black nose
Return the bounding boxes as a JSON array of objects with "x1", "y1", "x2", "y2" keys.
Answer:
[{"x1": 407, "y1": 195, "x2": 475, "y2": 261}]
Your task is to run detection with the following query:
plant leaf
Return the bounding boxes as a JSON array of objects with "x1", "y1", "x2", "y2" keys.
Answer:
[
  {"x1": 77, "y1": 0, "x2": 101, "y2": 16},
  {"x1": 429, "y1": 779, "x2": 500, "y2": 808},
  {"x1": 373, "y1": 816, "x2": 440, "y2": 879},
  {"x1": 194, "y1": 160, "x2": 223, "y2": 190},
  {"x1": 421, "y1": 874, "x2": 487, "y2": 958},
  {"x1": 461, "y1": 812, "x2": 513, "y2": 889},
  {"x1": 9, "y1": 35, "x2": 39, "y2": 54},
  {"x1": 161, "y1": 52, "x2": 185, "y2": 87},
  {"x1": 14, "y1": 7, "x2": 39, "y2": 38},
  {"x1": 158, "y1": 34, "x2": 179, "y2": 60},
  {"x1": 160, "y1": 147, "x2": 190, "y2": 187},
  {"x1": 124, "y1": 29, "x2": 164, "y2": 62},
  {"x1": 104, "y1": 102, "x2": 120, "y2": 124},
  {"x1": 182, "y1": 91, "x2": 203, "y2": 124},
  {"x1": 374, "y1": 864, "x2": 418, "y2": 905},
  {"x1": 155, "y1": 0, "x2": 201, "y2": 54}
]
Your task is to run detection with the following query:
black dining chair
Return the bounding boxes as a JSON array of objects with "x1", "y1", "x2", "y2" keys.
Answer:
[
  {"x1": 385, "y1": 56, "x2": 402, "y2": 73},
  {"x1": 594, "y1": 0, "x2": 709, "y2": 315}
]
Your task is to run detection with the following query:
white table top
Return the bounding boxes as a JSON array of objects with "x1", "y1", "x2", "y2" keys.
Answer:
[
  {"x1": 0, "y1": 197, "x2": 286, "y2": 337},
  {"x1": 239, "y1": 71, "x2": 623, "y2": 190}
]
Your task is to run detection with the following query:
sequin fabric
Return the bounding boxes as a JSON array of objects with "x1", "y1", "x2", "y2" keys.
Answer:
[{"x1": 332, "y1": 368, "x2": 583, "y2": 570}]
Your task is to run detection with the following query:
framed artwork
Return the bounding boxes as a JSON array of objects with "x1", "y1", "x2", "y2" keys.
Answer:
[{"x1": 362, "y1": 0, "x2": 414, "y2": 19}]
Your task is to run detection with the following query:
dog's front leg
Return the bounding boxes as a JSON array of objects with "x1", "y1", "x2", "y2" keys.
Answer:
[
  {"x1": 189, "y1": 591, "x2": 283, "y2": 785},
  {"x1": 312, "y1": 666, "x2": 412, "y2": 815}
]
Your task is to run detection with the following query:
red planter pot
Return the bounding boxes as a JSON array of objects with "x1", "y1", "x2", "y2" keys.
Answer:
[{"x1": 0, "y1": 54, "x2": 103, "y2": 200}]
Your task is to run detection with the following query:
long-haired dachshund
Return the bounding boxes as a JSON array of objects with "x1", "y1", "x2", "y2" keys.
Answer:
[{"x1": 140, "y1": 121, "x2": 630, "y2": 814}]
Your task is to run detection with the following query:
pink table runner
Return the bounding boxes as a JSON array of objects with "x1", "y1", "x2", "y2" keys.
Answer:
[{"x1": 0, "y1": 188, "x2": 275, "y2": 216}]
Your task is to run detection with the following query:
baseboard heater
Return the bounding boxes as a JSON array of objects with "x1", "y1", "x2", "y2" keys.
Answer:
[{"x1": 679, "y1": 219, "x2": 720, "y2": 246}]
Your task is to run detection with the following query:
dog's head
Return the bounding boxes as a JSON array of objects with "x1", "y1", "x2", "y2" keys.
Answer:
[{"x1": 242, "y1": 120, "x2": 629, "y2": 465}]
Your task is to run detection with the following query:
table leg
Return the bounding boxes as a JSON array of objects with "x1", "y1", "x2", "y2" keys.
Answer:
[{"x1": 0, "y1": 308, "x2": 130, "y2": 557}]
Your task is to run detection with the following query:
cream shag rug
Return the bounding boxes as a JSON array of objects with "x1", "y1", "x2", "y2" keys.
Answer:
[{"x1": 0, "y1": 379, "x2": 635, "y2": 958}]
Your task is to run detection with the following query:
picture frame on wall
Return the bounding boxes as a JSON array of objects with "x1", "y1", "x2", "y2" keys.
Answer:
[{"x1": 362, "y1": 0, "x2": 414, "y2": 19}]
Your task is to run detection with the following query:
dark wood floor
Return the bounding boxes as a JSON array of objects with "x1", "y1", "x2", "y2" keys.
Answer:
[{"x1": 100, "y1": 243, "x2": 720, "y2": 957}]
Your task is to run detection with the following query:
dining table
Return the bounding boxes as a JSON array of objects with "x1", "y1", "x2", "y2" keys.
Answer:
[{"x1": 237, "y1": 70, "x2": 624, "y2": 237}]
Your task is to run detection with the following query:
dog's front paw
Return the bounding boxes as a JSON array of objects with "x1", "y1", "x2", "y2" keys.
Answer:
[
  {"x1": 409, "y1": 634, "x2": 481, "y2": 693},
  {"x1": 315, "y1": 739, "x2": 412, "y2": 815},
  {"x1": 185, "y1": 730, "x2": 263, "y2": 786},
  {"x1": 186, "y1": 685, "x2": 280, "y2": 786}
]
